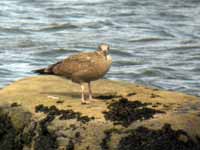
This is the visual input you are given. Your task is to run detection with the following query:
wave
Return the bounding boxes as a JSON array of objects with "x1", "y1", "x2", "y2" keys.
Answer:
[
  {"x1": 113, "y1": 60, "x2": 142, "y2": 67},
  {"x1": 39, "y1": 23, "x2": 78, "y2": 31},
  {"x1": 111, "y1": 50, "x2": 133, "y2": 57},
  {"x1": 0, "y1": 27, "x2": 29, "y2": 34},
  {"x1": 128, "y1": 37, "x2": 169, "y2": 43}
]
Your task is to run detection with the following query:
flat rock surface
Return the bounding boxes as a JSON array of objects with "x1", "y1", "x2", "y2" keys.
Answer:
[{"x1": 0, "y1": 75, "x2": 200, "y2": 150}]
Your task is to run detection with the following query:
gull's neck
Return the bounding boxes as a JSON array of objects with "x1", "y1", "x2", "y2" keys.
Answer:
[{"x1": 96, "y1": 51, "x2": 111, "y2": 61}]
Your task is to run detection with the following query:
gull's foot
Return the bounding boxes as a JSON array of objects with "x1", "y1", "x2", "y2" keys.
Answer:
[{"x1": 81, "y1": 100, "x2": 91, "y2": 104}]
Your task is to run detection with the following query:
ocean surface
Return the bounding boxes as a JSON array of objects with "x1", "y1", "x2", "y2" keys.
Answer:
[{"x1": 0, "y1": 0, "x2": 200, "y2": 96}]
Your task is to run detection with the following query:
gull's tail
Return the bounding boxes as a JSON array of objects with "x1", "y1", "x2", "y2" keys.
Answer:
[
  {"x1": 33, "y1": 68, "x2": 50, "y2": 74},
  {"x1": 33, "y1": 61, "x2": 62, "y2": 75}
]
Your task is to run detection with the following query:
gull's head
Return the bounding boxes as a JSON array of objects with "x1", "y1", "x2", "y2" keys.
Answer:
[{"x1": 98, "y1": 44, "x2": 110, "y2": 56}]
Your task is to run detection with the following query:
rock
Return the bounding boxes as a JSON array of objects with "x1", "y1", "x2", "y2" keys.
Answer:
[{"x1": 0, "y1": 75, "x2": 200, "y2": 150}]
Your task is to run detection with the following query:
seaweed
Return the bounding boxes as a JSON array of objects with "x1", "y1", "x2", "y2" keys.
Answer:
[
  {"x1": 56, "y1": 100, "x2": 64, "y2": 104},
  {"x1": 103, "y1": 98, "x2": 164, "y2": 126},
  {"x1": 0, "y1": 114, "x2": 23, "y2": 150},
  {"x1": 100, "y1": 128, "x2": 120, "y2": 150},
  {"x1": 150, "y1": 93, "x2": 161, "y2": 98},
  {"x1": 10, "y1": 102, "x2": 21, "y2": 107},
  {"x1": 66, "y1": 139, "x2": 74, "y2": 150},
  {"x1": 127, "y1": 92, "x2": 136, "y2": 96},
  {"x1": 100, "y1": 130, "x2": 112, "y2": 150},
  {"x1": 94, "y1": 94, "x2": 121, "y2": 100},
  {"x1": 35, "y1": 104, "x2": 94, "y2": 123},
  {"x1": 34, "y1": 112, "x2": 58, "y2": 150},
  {"x1": 118, "y1": 124, "x2": 200, "y2": 150}
]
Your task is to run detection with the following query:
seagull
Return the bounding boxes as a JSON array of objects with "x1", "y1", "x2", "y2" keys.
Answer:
[{"x1": 34, "y1": 44, "x2": 112, "y2": 104}]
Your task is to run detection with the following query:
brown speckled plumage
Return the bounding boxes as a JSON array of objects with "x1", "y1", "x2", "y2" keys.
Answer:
[{"x1": 34, "y1": 44, "x2": 112, "y2": 104}]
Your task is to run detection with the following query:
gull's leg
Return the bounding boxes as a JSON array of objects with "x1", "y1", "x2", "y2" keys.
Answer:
[
  {"x1": 88, "y1": 82, "x2": 98, "y2": 102},
  {"x1": 81, "y1": 83, "x2": 90, "y2": 104},
  {"x1": 81, "y1": 84, "x2": 86, "y2": 104},
  {"x1": 88, "y1": 82, "x2": 92, "y2": 100}
]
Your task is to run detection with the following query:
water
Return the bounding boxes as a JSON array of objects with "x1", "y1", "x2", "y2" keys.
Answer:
[{"x1": 0, "y1": 0, "x2": 200, "y2": 96}]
